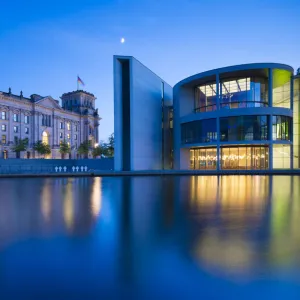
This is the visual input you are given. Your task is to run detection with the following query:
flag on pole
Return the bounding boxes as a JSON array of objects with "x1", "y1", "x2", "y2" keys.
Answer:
[{"x1": 77, "y1": 76, "x2": 85, "y2": 86}]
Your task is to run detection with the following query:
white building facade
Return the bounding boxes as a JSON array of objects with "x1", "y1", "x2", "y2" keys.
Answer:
[{"x1": 0, "y1": 88, "x2": 100, "y2": 159}]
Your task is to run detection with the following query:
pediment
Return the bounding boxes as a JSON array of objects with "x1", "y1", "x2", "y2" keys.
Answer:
[{"x1": 36, "y1": 96, "x2": 62, "y2": 110}]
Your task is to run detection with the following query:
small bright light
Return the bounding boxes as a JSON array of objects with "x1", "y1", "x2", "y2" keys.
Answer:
[
  {"x1": 121, "y1": 37, "x2": 125, "y2": 44},
  {"x1": 94, "y1": 143, "x2": 99, "y2": 148}
]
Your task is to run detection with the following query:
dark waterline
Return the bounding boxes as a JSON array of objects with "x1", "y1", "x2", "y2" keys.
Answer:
[{"x1": 0, "y1": 176, "x2": 299, "y2": 299}]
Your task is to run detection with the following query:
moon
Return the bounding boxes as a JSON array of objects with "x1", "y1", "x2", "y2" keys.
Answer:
[{"x1": 120, "y1": 37, "x2": 125, "y2": 44}]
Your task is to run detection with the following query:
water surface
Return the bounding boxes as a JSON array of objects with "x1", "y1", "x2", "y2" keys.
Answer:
[{"x1": 0, "y1": 176, "x2": 299, "y2": 299}]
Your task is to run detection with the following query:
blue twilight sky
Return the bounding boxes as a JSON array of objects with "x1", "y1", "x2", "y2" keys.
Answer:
[{"x1": 1, "y1": 0, "x2": 300, "y2": 140}]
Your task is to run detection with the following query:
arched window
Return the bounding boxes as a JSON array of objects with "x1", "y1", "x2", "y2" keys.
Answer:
[{"x1": 42, "y1": 131, "x2": 49, "y2": 145}]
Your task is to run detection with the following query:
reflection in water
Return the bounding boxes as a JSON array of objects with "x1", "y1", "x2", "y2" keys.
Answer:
[
  {"x1": 41, "y1": 179, "x2": 52, "y2": 222},
  {"x1": 1, "y1": 176, "x2": 300, "y2": 299},
  {"x1": 91, "y1": 177, "x2": 102, "y2": 218},
  {"x1": 63, "y1": 178, "x2": 74, "y2": 230}
]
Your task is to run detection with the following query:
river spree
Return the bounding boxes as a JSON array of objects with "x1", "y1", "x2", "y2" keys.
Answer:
[{"x1": 0, "y1": 176, "x2": 299, "y2": 299}]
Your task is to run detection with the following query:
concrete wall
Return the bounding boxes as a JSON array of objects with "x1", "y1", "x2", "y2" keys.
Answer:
[
  {"x1": 114, "y1": 56, "x2": 173, "y2": 171},
  {"x1": 0, "y1": 158, "x2": 114, "y2": 174}
]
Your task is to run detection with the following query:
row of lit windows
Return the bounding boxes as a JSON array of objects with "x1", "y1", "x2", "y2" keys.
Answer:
[
  {"x1": 1, "y1": 112, "x2": 79, "y2": 131},
  {"x1": 1, "y1": 134, "x2": 78, "y2": 145},
  {"x1": 59, "y1": 132, "x2": 77, "y2": 140}
]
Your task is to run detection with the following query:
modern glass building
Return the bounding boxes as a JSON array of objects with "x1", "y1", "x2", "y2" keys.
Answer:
[
  {"x1": 173, "y1": 63, "x2": 299, "y2": 171},
  {"x1": 114, "y1": 57, "x2": 300, "y2": 172}
]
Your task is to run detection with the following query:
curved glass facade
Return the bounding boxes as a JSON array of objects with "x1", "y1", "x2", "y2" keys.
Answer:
[
  {"x1": 220, "y1": 77, "x2": 268, "y2": 109},
  {"x1": 177, "y1": 64, "x2": 295, "y2": 171},
  {"x1": 220, "y1": 115, "x2": 268, "y2": 141},
  {"x1": 189, "y1": 146, "x2": 269, "y2": 170},
  {"x1": 181, "y1": 119, "x2": 217, "y2": 144}
]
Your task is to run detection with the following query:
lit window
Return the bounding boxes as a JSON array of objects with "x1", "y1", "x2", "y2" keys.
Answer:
[
  {"x1": 67, "y1": 133, "x2": 70, "y2": 139},
  {"x1": 24, "y1": 115, "x2": 30, "y2": 124},
  {"x1": 1, "y1": 111, "x2": 6, "y2": 120},
  {"x1": 2, "y1": 135, "x2": 6, "y2": 144},
  {"x1": 1, "y1": 124, "x2": 6, "y2": 131},
  {"x1": 67, "y1": 122, "x2": 71, "y2": 130},
  {"x1": 25, "y1": 127, "x2": 29, "y2": 134},
  {"x1": 14, "y1": 126, "x2": 18, "y2": 133}
]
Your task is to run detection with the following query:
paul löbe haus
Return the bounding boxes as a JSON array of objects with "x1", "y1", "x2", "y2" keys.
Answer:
[
  {"x1": 0, "y1": 89, "x2": 100, "y2": 159},
  {"x1": 114, "y1": 56, "x2": 300, "y2": 171}
]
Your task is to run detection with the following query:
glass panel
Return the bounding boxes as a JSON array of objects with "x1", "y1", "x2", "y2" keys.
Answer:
[
  {"x1": 220, "y1": 115, "x2": 269, "y2": 142},
  {"x1": 181, "y1": 119, "x2": 217, "y2": 144},
  {"x1": 190, "y1": 149, "x2": 195, "y2": 169},
  {"x1": 189, "y1": 148, "x2": 217, "y2": 170},
  {"x1": 195, "y1": 83, "x2": 217, "y2": 112},
  {"x1": 221, "y1": 146, "x2": 269, "y2": 170},
  {"x1": 273, "y1": 144, "x2": 291, "y2": 169},
  {"x1": 273, "y1": 69, "x2": 291, "y2": 109},
  {"x1": 220, "y1": 77, "x2": 268, "y2": 109}
]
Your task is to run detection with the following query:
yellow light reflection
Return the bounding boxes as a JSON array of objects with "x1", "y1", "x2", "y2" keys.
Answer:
[
  {"x1": 91, "y1": 177, "x2": 102, "y2": 218},
  {"x1": 63, "y1": 179, "x2": 74, "y2": 230},
  {"x1": 41, "y1": 179, "x2": 51, "y2": 222}
]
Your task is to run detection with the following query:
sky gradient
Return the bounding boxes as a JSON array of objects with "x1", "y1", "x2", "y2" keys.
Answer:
[{"x1": 1, "y1": 0, "x2": 300, "y2": 139}]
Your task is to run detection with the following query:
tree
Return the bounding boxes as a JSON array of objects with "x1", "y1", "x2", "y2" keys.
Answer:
[
  {"x1": 77, "y1": 141, "x2": 90, "y2": 158},
  {"x1": 59, "y1": 140, "x2": 70, "y2": 159},
  {"x1": 11, "y1": 138, "x2": 29, "y2": 158},
  {"x1": 92, "y1": 141, "x2": 108, "y2": 158},
  {"x1": 33, "y1": 141, "x2": 51, "y2": 158},
  {"x1": 107, "y1": 133, "x2": 114, "y2": 157}
]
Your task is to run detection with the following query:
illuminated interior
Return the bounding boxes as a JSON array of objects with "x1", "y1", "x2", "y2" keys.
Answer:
[
  {"x1": 42, "y1": 131, "x2": 49, "y2": 145},
  {"x1": 273, "y1": 144, "x2": 291, "y2": 169},
  {"x1": 221, "y1": 146, "x2": 269, "y2": 170}
]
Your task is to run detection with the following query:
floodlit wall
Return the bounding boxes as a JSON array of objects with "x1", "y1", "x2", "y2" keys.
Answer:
[{"x1": 114, "y1": 56, "x2": 173, "y2": 171}]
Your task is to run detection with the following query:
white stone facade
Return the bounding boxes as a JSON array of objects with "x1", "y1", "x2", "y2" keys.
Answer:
[{"x1": 0, "y1": 89, "x2": 100, "y2": 159}]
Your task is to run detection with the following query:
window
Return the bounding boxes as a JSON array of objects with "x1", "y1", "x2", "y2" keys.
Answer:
[
  {"x1": 181, "y1": 119, "x2": 217, "y2": 144},
  {"x1": 75, "y1": 125, "x2": 78, "y2": 132},
  {"x1": 272, "y1": 115, "x2": 291, "y2": 141},
  {"x1": 60, "y1": 122, "x2": 63, "y2": 129},
  {"x1": 1, "y1": 124, "x2": 6, "y2": 131},
  {"x1": 42, "y1": 115, "x2": 51, "y2": 127},
  {"x1": 74, "y1": 134, "x2": 77, "y2": 140},
  {"x1": 25, "y1": 127, "x2": 29, "y2": 134},
  {"x1": 190, "y1": 148, "x2": 217, "y2": 170},
  {"x1": 14, "y1": 126, "x2": 18, "y2": 133},
  {"x1": 60, "y1": 132, "x2": 63, "y2": 139},
  {"x1": 67, "y1": 122, "x2": 71, "y2": 130},
  {"x1": 220, "y1": 77, "x2": 268, "y2": 109},
  {"x1": 273, "y1": 144, "x2": 291, "y2": 169},
  {"x1": 272, "y1": 69, "x2": 291, "y2": 109},
  {"x1": 67, "y1": 133, "x2": 70, "y2": 139},
  {"x1": 14, "y1": 136, "x2": 18, "y2": 144},
  {"x1": 13, "y1": 113, "x2": 19, "y2": 122},
  {"x1": 195, "y1": 84, "x2": 217, "y2": 112},
  {"x1": 2, "y1": 135, "x2": 6, "y2": 144},
  {"x1": 220, "y1": 115, "x2": 268, "y2": 142},
  {"x1": 1, "y1": 111, "x2": 6, "y2": 120},
  {"x1": 221, "y1": 146, "x2": 269, "y2": 170},
  {"x1": 24, "y1": 115, "x2": 29, "y2": 124}
]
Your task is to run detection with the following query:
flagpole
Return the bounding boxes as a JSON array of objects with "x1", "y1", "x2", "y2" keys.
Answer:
[{"x1": 77, "y1": 75, "x2": 79, "y2": 90}]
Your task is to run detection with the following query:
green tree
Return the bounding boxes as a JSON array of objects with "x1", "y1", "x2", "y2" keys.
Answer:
[
  {"x1": 59, "y1": 140, "x2": 70, "y2": 159},
  {"x1": 107, "y1": 133, "x2": 114, "y2": 157},
  {"x1": 11, "y1": 138, "x2": 29, "y2": 158},
  {"x1": 33, "y1": 141, "x2": 51, "y2": 158},
  {"x1": 92, "y1": 141, "x2": 108, "y2": 158},
  {"x1": 77, "y1": 141, "x2": 90, "y2": 158}
]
